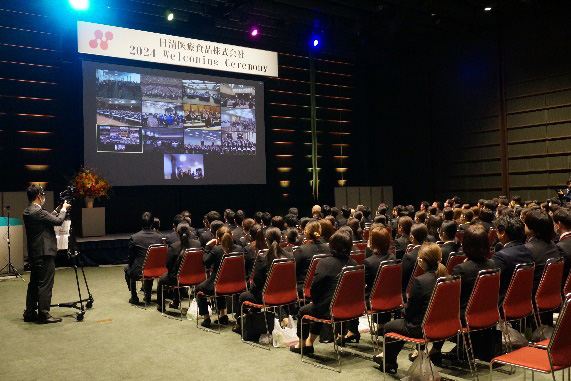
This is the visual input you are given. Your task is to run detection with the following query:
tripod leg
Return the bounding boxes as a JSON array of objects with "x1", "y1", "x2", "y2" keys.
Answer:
[
  {"x1": 77, "y1": 254, "x2": 93, "y2": 303},
  {"x1": 72, "y1": 254, "x2": 84, "y2": 313}
]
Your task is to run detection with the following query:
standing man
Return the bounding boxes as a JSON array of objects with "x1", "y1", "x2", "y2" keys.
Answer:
[{"x1": 23, "y1": 185, "x2": 70, "y2": 323}]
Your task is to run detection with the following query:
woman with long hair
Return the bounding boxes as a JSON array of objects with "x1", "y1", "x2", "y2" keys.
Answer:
[
  {"x1": 373, "y1": 242, "x2": 448, "y2": 373},
  {"x1": 294, "y1": 220, "x2": 330, "y2": 297},
  {"x1": 195, "y1": 226, "x2": 243, "y2": 328},
  {"x1": 156, "y1": 223, "x2": 193, "y2": 311},
  {"x1": 244, "y1": 224, "x2": 267, "y2": 280},
  {"x1": 232, "y1": 227, "x2": 293, "y2": 333}
]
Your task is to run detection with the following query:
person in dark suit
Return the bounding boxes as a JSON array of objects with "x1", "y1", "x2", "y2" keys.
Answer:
[
  {"x1": 22, "y1": 185, "x2": 70, "y2": 324},
  {"x1": 290, "y1": 231, "x2": 357, "y2": 354},
  {"x1": 458, "y1": 209, "x2": 474, "y2": 231},
  {"x1": 199, "y1": 211, "x2": 222, "y2": 247},
  {"x1": 523, "y1": 208, "x2": 561, "y2": 293},
  {"x1": 476, "y1": 208, "x2": 494, "y2": 232},
  {"x1": 165, "y1": 214, "x2": 184, "y2": 245},
  {"x1": 238, "y1": 218, "x2": 255, "y2": 247},
  {"x1": 294, "y1": 221, "x2": 331, "y2": 297},
  {"x1": 426, "y1": 215, "x2": 442, "y2": 243},
  {"x1": 394, "y1": 216, "x2": 413, "y2": 259},
  {"x1": 364, "y1": 227, "x2": 396, "y2": 300},
  {"x1": 439, "y1": 220, "x2": 460, "y2": 264},
  {"x1": 557, "y1": 179, "x2": 571, "y2": 203},
  {"x1": 124, "y1": 212, "x2": 164, "y2": 304},
  {"x1": 553, "y1": 207, "x2": 571, "y2": 285},
  {"x1": 401, "y1": 224, "x2": 428, "y2": 299},
  {"x1": 492, "y1": 210, "x2": 533, "y2": 306},
  {"x1": 156, "y1": 223, "x2": 195, "y2": 311},
  {"x1": 337, "y1": 206, "x2": 350, "y2": 227},
  {"x1": 232, "y1": 210, "x2": 245, "y2": 245},
  {"x1": 373, "y1": 242, "x2": 449, "y2": 373},
  {"x1": 244, "y1": 224, "x2": 267, "y2": 282},
  {"x1": 195, "y1": 226, "x2": 243, "y2": 328},
  {"x1": 233, "y1": 227, "x2": 294, "y2": 333}
]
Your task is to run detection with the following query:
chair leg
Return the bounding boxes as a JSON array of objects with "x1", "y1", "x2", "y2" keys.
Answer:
[
  {"x1": 383, "y1": 335, "x2": 386, "y2": 381},
  {"x1": 178, "y1": 287, "x2": 183, "y2": 318},
  {"x1": 489, "y1": 361, "x2": 493, "y2": 381},
  {"x1": 214, "y1": 296, "x2": 220, "y2": 334},
  {"x1": 332, "y1": 322, "x2": 342, "y2": 372},
  {"x1": 463, "y1": 330, "x2": 478, "y2": 380},
  {"x1": 263, "y1": 307, "x2": 271, "y2": 350}
]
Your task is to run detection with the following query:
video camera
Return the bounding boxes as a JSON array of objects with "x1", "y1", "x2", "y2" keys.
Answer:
[{"x1": 59, "y1": 185, "x2": 77, "y2": 204}]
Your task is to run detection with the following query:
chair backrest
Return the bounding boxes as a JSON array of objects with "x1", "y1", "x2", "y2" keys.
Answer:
[
  {"x1": 177, "y1": 249, "x2": 206, "y2": 286},
  {"x1": 535, "y1": 257, "x2": 565, "y2": 311},
  {"x1": 303, "y1": 254, "x2": 331, "y2": 300},
  {"x1": 142, "y1": 244, "x2": 168, "y2": 278},
  {"x1": 503, "y1": 263, "x2": 535, "y2": 321},
  {"x1": 370, "y1": 260, "x2": 403, "y2": 312},
  {"x1": 406, "y1": 261, "x2": 425, "y2": 298},
  {"x1": 363, "y1": 229, "x2": 370, "y2": 241},
  {"x1": 564, "y1": 271, "x2": 571, "y2": 297},
  {"x1": 548, "y1": 293, "x2": 571, "y2": 368},
  {"x1": 446, "y1": 252, "x2": 466, "y2": 274},
  {"x1": 423, "y1": 275, "x2": 462, "y2": 342},
  {"x1": 279, "y1": 242, "x2": 292, "y2": 248},
  {"x1": 354, "y1": 242, "x2": 367, "y2": 252},
  {"x1": 406, "y1": 244, "x2": 414, "y2": 253},
  {"x1": 488, "y1": 228, "x2": 497, "y2": 247},
  {"x1": 350, "y1": 250, "x2": 365, "y2": 265},
  {"x1": 214, "y1": 253, "x2": 247, "y2": 295},
  {"x1": 455, "y1": 231, "x2": 464, "y2": 243},
  {"x1": 465, "y1": 269, "x2": 501, "y2": 330},
  {"x1": 386, "y1": 227, "x2": 393, "y2": 237},
  {"x1": 330, "y1": 265, "x2": 366, "y2": 321},
  {"x1": 262, "y1": 258, "x2": 297, "y2": 306}
]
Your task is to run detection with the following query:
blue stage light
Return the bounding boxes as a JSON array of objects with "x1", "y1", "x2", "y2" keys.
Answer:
[
  {"x1": 68, "y1": 0, "x2": 89, "y2": 11},
  {"x1": 313, "y1": 39, "x2": 319, "y2": 47}
]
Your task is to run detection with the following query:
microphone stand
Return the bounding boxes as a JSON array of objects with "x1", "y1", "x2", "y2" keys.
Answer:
[{"x1": 1, "y1": 207, "x2": 25, "y2": 281}]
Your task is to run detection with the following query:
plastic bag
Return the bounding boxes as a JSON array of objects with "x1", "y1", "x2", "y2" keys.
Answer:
[
  {"x1": 531, "y1": 325, "x2": 554, "y2": 342},
  {"x1": 272, "y1": 316, "x2": 299, "y2": 347},
  {"x1": 402, "y1": 351, "x2": 441, "y2": 381},
  {"x1": 358, "y1": 316, "x2": 370, "y2": 333},
  {"x1": 500, "y1": 323, "x2": 529, "y2": 349},
  {"x1": 187, "y1": 299, "x2": 198, "y2": 320}
]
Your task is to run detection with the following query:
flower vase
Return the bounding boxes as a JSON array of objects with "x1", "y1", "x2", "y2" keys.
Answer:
[{"x1": 85, "y1": 197, "x2": 94, "y2": 208}]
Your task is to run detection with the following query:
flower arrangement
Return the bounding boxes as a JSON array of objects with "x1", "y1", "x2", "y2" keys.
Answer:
[{"x1": 71, "y1": 167, "x2": 112, "y2": 199}]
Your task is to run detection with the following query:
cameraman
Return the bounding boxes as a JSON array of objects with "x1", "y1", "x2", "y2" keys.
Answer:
[{"x1": 22, "y1": 185, "x2": 70, "y2": 324}]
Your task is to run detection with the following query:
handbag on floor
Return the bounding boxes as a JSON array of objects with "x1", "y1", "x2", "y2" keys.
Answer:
[
  {"x1": 402, "y1": 351, "x2": 441, "y2": 381},
  {"x1": 242, "y1": 310, "x2": 275, "y2": 342}
]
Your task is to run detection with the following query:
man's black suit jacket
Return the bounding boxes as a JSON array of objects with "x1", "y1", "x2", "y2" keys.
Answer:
[
  {"x1": 525, "y1": 237, "x2": 561, "y2": 292},
  {"x1": 452, "y1": 258, "x2": 498, "y2": 318},
  {"x1": 127, "y1": 228, "x2": 164, "y2": 278},
  {"x1": 23, "y1": 203, "x2": 67, "y2": 259},
  {"x1": 294, "y1": 240, "x2": 330, "y2": 287},
  {"x1": 557, "y1": 234, "x2": 571, "y2": 287},
  {"x1": 401, "y1": 245, "x2": 421, "y2": 296},
  {"x1": 363, "y1": 252, "x2": 396, "y2": 299},
  {"x1": 394, "y1": 234, "x2": 411, "y2": 260},
  {"x1": 310, "y1": 255, "x2": 357, "y2": 317},
  {"x1": 440, "y1": 241, "x2": 460, "y2": 265},
  {"x1": 492, "y1": 241, "x2": 534, "y2": 305}
]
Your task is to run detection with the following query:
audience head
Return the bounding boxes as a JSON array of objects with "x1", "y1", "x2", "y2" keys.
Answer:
[
  {"x1": 338, "y1": 226, "x2": 353, "y2": 239},
  {"x1": 410, "y1": 223, "x2": 428, "y2": 245},
  {"x1": 341, "y1": 206, "x2": 351, "y2": 219},
  {"x1": 265, "y1": 227, "x2": 286, "y2": 261},
  {"x1": 347, "y1": 217, "x2": 362, "y2": 240},
  {"x1": 377, "y1": 204, "x2": 388, "y2": 216},
  {"x1": 271, "y1": 215, "x2": 285, "y2": 231},
  {"x1": 253, "y1": 211, "x2": 263, "y2": 224},
  {"x1": 225, "y1": 210, "x2": 236, "y2": 225},
  {"x1": 210, "y1": 220, "x2": 224, "y2": 235},
  {"x1": 249, "y1": 224, "x2": 267, "y2": 251},
  {"x1": 427, "y1": 206, "x2": 437, "y2": 216},
  {"x1": 318, "y1": 219, "x2": 335, "y2": 241},
  {"x1": 181, "y1": 210, "x2": 191, "y2": 219},
  {"x1": 420, "y1": 201, "x2": 430, "y2": 211},
  {"x1": 369, "y1": 227, "x2": 391, "y2": 255},
  {"x1": 553, "y1": 208, "x2": 571, "y2": 234},
  {"x1": 426, "y1": 215, "x2": 442, "y2": 238},
  {"x1": 373, "y1": 215, "x2": 387, "y2": 225},
  {"x1": 285, "y1": 227, "x2": 299, "y2": 244},
  {"x1": 216, "y1": 226, "x2": 234, "y2": 254},
  {"x1": 261, "y1": 212, "x2": 272, "y2": 227},
  {"x1": 462, "y1": 225, "x2": 490, "y2": 262},
  {"x1": 304, "y1": 220, "x2": 322, "y2": 241},
  {"x1": 398, "y1": 216, "x2": 414, "y2": 236},
  {"x1": 495, "y1": 210, "x2": 526, "y2": 244},
  {"x1": 242, "y1": 218, "x2": 255, "y2": 236},
  {"x1": 284, "y1": 214, "x2": 299, "y2": 229},
  {"x1": 207, "y1": 211, "x2": 221, "y2": 224},
  {"x1": 461, "y1": 209, "x2": 474, "y2": 223},
  {"x1": 479, "y1": 208, "x2": 494, "y2": 224},
  {"x1": 235, "y1": 210, "x2": 245, "y2": 226},
  {"x1": 440, "y1": 220, "x2": 458, "y2": 241},
  {"x1": 442, "y1": 207, "x2": 454, "y2": 221},
  {"x1": 176, "y1": 222, "x2": 192, "y2": 250},
  {"x1": 418, "y1": 242, "x2": 448, "y2": 277},
  {"x1": 524, "y1": 208, "x2": 555, "y2": 242},
  {"x1": 325, "y1": 215, "x2": 337, "y2": 228},
  {"x1": 511, "y1": 195, "x2": 522, "y2": 207},
  {"x1": 415, "y1": 211, "x2": 427, "y2": 224},
  {"x1": 141, "y1": 212, "x2": 153, "y2": 229},
  {"x1": 172, "y1": 214, "x2": 184, "y2": 229},
  {"x1": 152, "y1": 217, "x2": 161, "y2": 231},
  {"x1": 353, "y1": 211, "x2": 363, "y2": 222},
  {"x1": 330, "y1": 207, "x2": 339, "y2": 218},
  {"x1": 311, "y1": 205, "x2": 322, "y2": 217},
  {"x1": 288, "y1": 207, "x2": 299, "y2": 217},
  {"x1": 329, "y1": 231, "x2": 353, "y2": 259},
  {"x1": 362, "y1": 206, "x2": 371, "y2": 219},
  {"x1": 322, "y1": 205, "x2": 331, "y2": 216}
]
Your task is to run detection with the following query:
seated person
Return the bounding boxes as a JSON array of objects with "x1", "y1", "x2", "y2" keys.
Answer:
[
  {"x1": 238, "y1": 218, "x2": 255, "y2": 247},
  {"x1": 195, "y1": 226, "x2": 243, "y2": 328},
  {"x1": 318, "y1": 219, "x2": 335, "y2": 243},
  {"x1": 492, "y1": 210, "x2": 533, "y2": 306},
  {"x1": 124, "y1": 212, "x2": 164, "y2": 304},
  {"x1": 553, "y1": 208, "x2": 571, "y2": 284},
  {"x1": 439, "y1": 220, "x2": 460, "y2": 264},
  {"x1": 283, "y1": 227, "x2": 299, "y2": 255},
  {"x1": 294, "y1": 221, "x2": 330, "y2": 297},
  {"x1": 477, "y1": 208, "x2": 494, "y2": 232},
  {"x1": 233, "y1": 227, "x2": 294, "y2": 333},
  {"x1": 401, "y1": 224, "x2": 428, "y2": 299},
  {"x1": 244, "y1": 224, "x2": 267, "y2": 281},
  {"x1": 394, "y1": 216, "x2": 413, "y2": 259},
  {"x1": 373, "y1": 242, "x2": 448, "y2": 373},
  {"x1": 289, "y1": 231, "x2": 358, "y2": 354},
  {"x1": 425, "y1": 215, "x2": 442, "y2": 243},
  {"x1": 458, "y1": 209, "x2": 474, "y2": 231},
  {"x1": 199, "y1": 211, "x2": 222, "y2": 247},
  {"x1": 156, "y1": 223, "x2": 194, "y2": 311},
  {"x1": 347, "y1": 217, "x2": 363, "y2": 242}
]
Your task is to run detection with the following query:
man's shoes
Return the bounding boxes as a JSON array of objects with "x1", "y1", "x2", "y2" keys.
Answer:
[
  {"x1": 23, "y1": 310, "x2": 38, "y2": 322},
  {"x1": 214, "y1": 315, "x2": 229, "y2": 325},
  {"x1": 373, "y1": 355, "x2": 398, "y2": 374},
  {"x1": 201, "y1": 317, "x2": 212, "y2": 328},
  {"x1": 168, "y1": 301, "x2": 180, "y2": 309},
  {"x1": 232, "y1": 325, "x2": 242, "y2": 334},
  {"x1": 37, "y1": 313, "x2": 62, "y2": 324},
  {"x1": 289, "y1": 345, "x2": 314, "y2": 354},
  {"x1": 129, "y1": 297, "x2": 141, "y2": 305}
]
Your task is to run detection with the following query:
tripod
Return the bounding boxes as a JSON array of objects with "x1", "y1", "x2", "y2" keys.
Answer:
[
  {"x1": 50, "y1": 220, "x2": 94, "y2": 321},
  {"x1": 1, "y1": 206, "x2": 25, "y2": 281}
]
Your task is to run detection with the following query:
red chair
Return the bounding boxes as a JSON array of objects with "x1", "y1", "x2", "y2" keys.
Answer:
[
  {"x1": 160, "y1": 249, "x2": 206, "y2": 318},
  {"x1": 456, "y1": 231, "x2": 464, "y2": 243},
  {"x1": 564, "y1": 271, "x2": 571, "y2": 297},
  {"x1": 534, "y1": 257, "x2": 565, "y2": 339},
  {"x1": 462, "y1": 269, "x2": 501, "y2": 378},
  {"x1": 488, "y1": 228, "x2": 497, "y2": 247},
  {"x1": 300, "y1": 265, "x2": 366, "y2": 372},
  {"x1": 350, "y1": 250, "x2": 365, "y2": 266},
  {"x1": 301, "y1": 254, "x2": 331, "y2": 304},
  {"x1": 383, "y1": 276, "x2": 463, "y2": 379},
  {"x1": 138, "y1": 244, "x2": 168, "y2": 306},
  {"x1": 197, "y1": 253, "x2": 247, "y2": 333},
  {"x1": 386, "y1": 227, "x2": 393, "y2": 237},
  {"x1": 501, "y1": 263, "x2": 535, "y2": 351},
  {"x1": 367, "y1": 260, "x2": 403, "y2": 350},
  {"x1": 354, "y1": 242, "x2": 367, "y2": 252},
  {"x1": 279, "y1": 242, "x2": 292, "y2": 248},
  {"x1": 406, "y1": 262, "x2": 425, "y2": 300},
  {"x1": 446, "y1": 252, "x2": 467, "y2": 274},
  {"x1": 490, "y1": 293, "x2": 571, "y2": 380},
  {"x1": 363, "y1": 229, "x2": 370, "y2": 241},
  {"x1": 406, "y1": 243, "x2": 414, "y2": 253},
  {"x1": 241, "y1": 258, "x2": 298, "y2": 349}
]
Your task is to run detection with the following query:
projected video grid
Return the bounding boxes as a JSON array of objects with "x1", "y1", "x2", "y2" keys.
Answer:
[{"x1": 95, "y1": 69, "x2": 257, "y2": 180}]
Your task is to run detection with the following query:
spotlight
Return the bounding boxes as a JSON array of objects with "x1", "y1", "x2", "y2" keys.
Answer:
[
  {"x1": 484, "y1": 7, "x2": 492, "y2": 11},
  {"x1": 167, "y1": 12, "x2": 174, "y2": 21},
  {"x1": 313, "y1": 38, "x2": 319, "y2": 47},
  {"x1": 250, "y1": 27, "x2": 259, "y2": 37},
  {"x1": 68, "y1": 0, "x2": 89, "y2": 11}
]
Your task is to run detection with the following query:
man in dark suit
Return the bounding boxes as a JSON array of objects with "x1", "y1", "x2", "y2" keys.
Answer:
[
  {"x1": 165, "y1": 214, "x2": 184, "y2": 245},
  {"x1": 124, "y1": 212, "x2": 164, "y2": 304},
  {"x1": 199, "y1": 210, "x2": 221, "y2": 247},
  {"x1": 337, "y1": 206, "x2": 350, "y2": 227},
  {"x1": 557, "y1": 180, "x2": 571, "y2": 203},
  {"x1": 439, "y1": 220, "x2": 460, "y2": 265},
  {"x1": 394, "y1": 216, "x2": 413, "y2": 259},
  {"x1": 492, "y1": 211, "x2": 533, "y2": 306},
  {"x1": 200, "y1": 220, "x2": 223, "y2": 248},
  {"x1": 401, "y1": 224, "x2": 428, "y2": 299},
  {"x1": 22, "y1": 185, "x2": 70, "y2": 324},
  {"x1": 232, "y1": 210, "x2": 245, "y2": 244},
  {"x1": 553, "y1": 207, "x2": 571, "y2": 285}
]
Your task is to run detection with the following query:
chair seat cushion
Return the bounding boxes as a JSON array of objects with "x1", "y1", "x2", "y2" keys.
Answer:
[
  {"x1": 533, "y1": 339, "x2": 550, "y2": 349},
  {"x1": 384, "y1": 332, "x2": 425, "y2": 344},
  {"x1": 492, "y1": 347, "x2": 564, "y2": 372},
  {"x1": 243, "y1": 301, "x2": 264, "y2": 309},
  {"x1": 303, "y1": 315, "x2": 332, "y2": 324}
]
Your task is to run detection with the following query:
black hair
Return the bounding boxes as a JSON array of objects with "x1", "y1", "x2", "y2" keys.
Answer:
[
  {"x1": 373, "y1": 215, "x2": 386, "y2": 225},
  {"x1": 177, "y1": 222, "x2": 193, "y2": 251},
  {"x1": 411, "y1": 223, "x2": 428, "y2": 244},
  {"x1": 341, "y1": 206, "x2": 351, "y2": 218},
  {"x1": 235, "y1": 210, "x2": 245, "y2": 225},
  {"x1": 322, "y1": 204, "x2": 331, "y2": 216},
  {"x1": 427, "y1": 206, "x2": 437, "y2": 216},
  {"x1": 271, "y1": 215, "x2": 285, "y2": 230},
  {"x1": 426, "y1": 215, "x2": 442, "y2": 238},
  {"x1": 265, "y1": 227, "x2": 287, "y2": 265},
  {"x1": 286, "y1": 228, "x2": 299, "y2": 244},
  {"x1": 415, "y1": 211, "x2": 427, "y2": 223},
  {"x1": 398, "y1": 216, "x2": 414, "y2": 235},
  {"x1": 494, "y1": 210, "x2": 526, "y2": 242},
  {"x1": 330, "y1": 207, "x2": 339, "y2": 217},
  {"x1": 553, "y1": 208, "x2": 571, "y2": 229},
  {"x1": 226, "y1": 210, "x2": 236, "y2": 224},
  {"x1": 253, "y1": 211, "x2": 263, "y2": 224},
  {"x1": 210, "y1": 220, "x2": 224, "y2": 235},
  {"x1": 362, "y1": 206, "x2": 371, "y2": 218},
  {"x1": 284, "y1": 214, "x2": 298, "y2": 229},
  {"x1": 261, "y1": 212, "x2": 272, "y2": 227},
  {"x1": 152, "y1": 217, "x2": 161, "y2": 231},
  {"x1": 288, "y1": 207, "x2": 299, "y2": 216},
  {"x1": 206, "y1": 211, "x2": 221, "y2": 223},
  {"x1": 524, "y1": 208, "x2": 554, "y2": 242},
  {"x1": 442, "y1": 207, "x2": 454, "y2": 221},
  {"x1": 300, "y1": 217, "x2": 311, "y2": 230},
  {"x1": 463, "y1": 225, "x2": 490, "y2": 261},
  {"x1": 141, "y1": 212, "x2": 153, "y2": 228},
  {"x1": 440, "y1": 220, "x2": 457, "y2": 241},
  {"x1": 172, "y1": 214, "x2": 184, "y2": 228},
  {"x1": 377, "y1": 204, "x2": 387, "y2": 215},
  {"x1": 27, "y1": 184, "x2": 44, "y2": 202},
  {"x1": 462, "y1": 209, "x2": 474, "y2": 222},
  {"x1": 512, "y1": 195, "x2": 522, "y2": 205},
  {"x1": 479, "y1": 208, "x2": 494, "y2": 223},
  {"x1": 484, "y1": 200, "x2": 498, "y2": 211},
  {"x1": 329, "y1": 231, "x2": 353, "y2": 259}
]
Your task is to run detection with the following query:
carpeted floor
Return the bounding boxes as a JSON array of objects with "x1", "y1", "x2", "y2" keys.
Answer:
[{"x1": 0, "y1": 266, "x2": 554, "y2": 380}]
